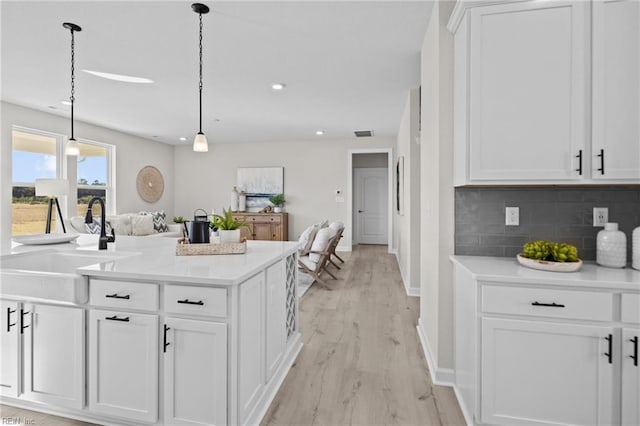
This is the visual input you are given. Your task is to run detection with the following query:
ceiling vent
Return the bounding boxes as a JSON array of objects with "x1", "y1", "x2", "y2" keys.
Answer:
[{"x1": 354, "y1": 130, "x2": 374, "y2": 138}]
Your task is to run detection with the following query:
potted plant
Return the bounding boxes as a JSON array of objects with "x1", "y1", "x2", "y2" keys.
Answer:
[
  {"x1": 172, "y1": 216, "x2": 185, "y2": 224},
  {"x1": 269, "y1": 194, "x2": 286, "y2": 213},
  {"x1": 211, "y1": 208, "x2": 247, "y2": 243}
]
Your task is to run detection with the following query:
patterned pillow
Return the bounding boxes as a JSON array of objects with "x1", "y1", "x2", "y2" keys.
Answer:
[
  {"x1": 85, "y1": 217, "x2": 113, "y2": 235},
  {"x1": 139, "y1": 211, "x2": 169, "y2": 233}
]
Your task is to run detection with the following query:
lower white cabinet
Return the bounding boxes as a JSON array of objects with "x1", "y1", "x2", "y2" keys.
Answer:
[
  {"x1": 0, "y1": 300, "x2": 20, "y2": 398},
  {"x1": 163, "y1": 318, "x2": 227, "y2": 426},
  {"x1": 622, "y1": 327, "x2": 640, "y2": 426},
  {"x1": 481, "y1": 318, "x2": 614, "y2": 425},
  {"x1": 89, "y1": 309, "x2": 158, "y2": 423},
  {"x1": 22, "y1": 303, "x2": 84, "y2": 409},
  {"x1": 265, "y1": 261, "x2": 286, "y2": 381}
]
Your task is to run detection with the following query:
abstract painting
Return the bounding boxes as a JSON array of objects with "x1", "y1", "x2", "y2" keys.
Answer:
[{"x1": 237, "y1": 167, "x2": 284, "y2": 210}]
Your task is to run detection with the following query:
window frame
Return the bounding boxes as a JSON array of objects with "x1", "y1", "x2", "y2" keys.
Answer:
[{"x1": 75, "y1": 138, "x2": 116, "y2": 216}]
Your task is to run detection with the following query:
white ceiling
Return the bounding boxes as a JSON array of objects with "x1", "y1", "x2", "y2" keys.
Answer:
[{"x1": 1, "y1": 1, "x2": 433, "y2": 145}]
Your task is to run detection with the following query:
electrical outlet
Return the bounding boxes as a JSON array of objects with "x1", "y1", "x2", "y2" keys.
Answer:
[
  {"x1": 593, "y1": 207, "x2": 608, "y2": 227},
  {"x1": 505, "y1": 207, "x2": 519, "y2": 226}
]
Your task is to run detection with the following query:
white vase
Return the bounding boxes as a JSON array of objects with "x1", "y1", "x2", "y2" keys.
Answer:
[
  {"x1": 633, "y1": 226, "x2": 640, "y2": 270},
  {"x1": 239, "y1": 192, "x2": 246, "y2": 212},
  {"x1": 597, "y1": 222, "x2": 627, "y2": 268},
  {"x1": 273, "y1": 206, "x2": 282, "y2": 213},
  {"x1": 230, "y1": 186, "x2": 239, "y2": 212},
  {"x1": 219, "y1": 229, "x2": 240, "y2": 244}
]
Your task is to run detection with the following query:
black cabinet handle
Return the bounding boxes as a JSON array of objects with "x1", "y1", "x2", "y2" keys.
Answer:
[
  {"x1": 597, "y1": 149, "x2": 605, "y2": 175},
  {"x1": 105, "y1": 293, "x2": 130, "y2": 300},
  {"x1": 604, "y1": 334, "x2": 612, "y2": 364},
  {"x1": 20, "y1": 309, "x2": 30, "y2": 334},
  {"x1": 575, "y1": 150, "x2": 583, "y2": 175},
  {"x1": 6, "y1": 308, "x2": 16, "y2": 332},
  {"x1": 163, "y1": 324, "x2": 171, "y2": 353},
  {"x1": 105, "y1": 315, "x2": 130, "y2": 322},
  {"x1": 630, "y1": 336, "x2": 638, "y2": 367},
  {"x1": 531, "y1": 301, "x2": 565, "y2": 308},
  {"x1": 177, "y1": 299, "x2": 204, "y2": 306}
]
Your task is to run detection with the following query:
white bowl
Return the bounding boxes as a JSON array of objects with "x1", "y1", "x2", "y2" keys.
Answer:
[{"x1": 516, "y1": 254, "x2": 583, "y2": 273}]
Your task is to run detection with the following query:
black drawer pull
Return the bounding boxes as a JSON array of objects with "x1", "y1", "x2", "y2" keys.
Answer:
[
  {"x1": 164, "y1": 324, "x2": 171, "y2": 353},
  {"x1": 597, "y1": 149, "x2": 605, "y2": 175},
  {"x1": 105, "y1": 315, "x2": 130, "y2": 322},
  {"x1": 6, "y1": 308, "x2": 16, "y2": 332},
  {"x1": 630, "y1": 336, "x2": 638, "y2": 367},
  {"x1": 105, "y1": 293, "x2": 130, "y2": 300},
  {"x1": 177, "y1": 299, "x2": 204, "y2": 306},
  {"x1": 531, "y1": 302, "x2": 565, "y2": 308},
  {"x1": 604, "y1": 334, "x2": 612, "y2": 364},
  {"x1": 575, "y1": 150, "x2": 583, "y2": 175},
  {"x1": 20, "y1": 309, "x2": 30, "y2": 334}
]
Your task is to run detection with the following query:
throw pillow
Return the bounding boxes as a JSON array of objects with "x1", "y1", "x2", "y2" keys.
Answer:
[
  {"x1": 329, "y1": 221, "x2": 345, "y2": 232},
  {"x1": 85, "y1": 217, "x2": 113, "y2": 235},
  {"x1": 131, "y1": 214, "x2": 155, "y2": 236},
  {"x1": 139, "y1": 210, "x2": 169, "y2": 233},
  {"x1": 298, "y1": 224, "x2": 318, "y2": 254},
  {"x1": 109, "y1": 215, "x2": 132, "y2": 236},
  {"x1": 309, "y1": 227, "x2": 336, "y2": 263}
]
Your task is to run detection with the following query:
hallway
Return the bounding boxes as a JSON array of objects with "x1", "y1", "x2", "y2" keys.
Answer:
[{"x1": 263, "y1": 245, "x2": 465, "y2": 425}]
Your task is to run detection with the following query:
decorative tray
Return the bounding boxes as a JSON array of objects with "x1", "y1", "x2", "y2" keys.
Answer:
[
  {"x1": 176, "y1": 238, "x2": 246, "y2": 256},
  {"x1": 516, "y1": 254, "x2": 583, "y2": 273}
]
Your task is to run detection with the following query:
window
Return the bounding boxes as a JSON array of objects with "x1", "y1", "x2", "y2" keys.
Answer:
[
  {"x1": 11, "y1": 128, "x2": 64, "y2": 235},
  {"x1": 76, "y1": 140, "x2": 115, "y2": 217}
]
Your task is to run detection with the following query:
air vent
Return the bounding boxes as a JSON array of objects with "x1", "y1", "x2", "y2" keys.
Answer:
[{"x1": 354, "y1": 130, "x2": 374, "y2": 138}]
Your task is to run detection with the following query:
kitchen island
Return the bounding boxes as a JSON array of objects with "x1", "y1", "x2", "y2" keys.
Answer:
[{"x1": 0, "y1": 235, "x2": 301, "y2": 426}]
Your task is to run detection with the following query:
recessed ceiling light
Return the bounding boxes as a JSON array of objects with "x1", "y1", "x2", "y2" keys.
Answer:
[
  {"x1": 271, "y1": 83, "x2": 286, "y2": 91},
  {"x1": 82, "y1": 69, "x2": 154, "y2": 84},
  {"x1": 60, "y1": 100, "x2": 72, "y2": 106},
  {"x1": 315, "y1": 130, "x2": 325, "y2": 136},
  {"x1": 179, "y1": 137, "x2": 187, "y2": 141}
]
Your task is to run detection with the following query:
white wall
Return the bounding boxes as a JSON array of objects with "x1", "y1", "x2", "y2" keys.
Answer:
[
  {"x1": 395, "y1": 89, "x2": 421, "y2": 295},
  {"x1": 0, "y1": 102, "x2": 175, "y2": 252},
  {"x1": 173, "y1": 137, "x2": 395, "y2": 249},
  {"x1": 418, "y1": 0, "x2": 455, "y2": 372}
]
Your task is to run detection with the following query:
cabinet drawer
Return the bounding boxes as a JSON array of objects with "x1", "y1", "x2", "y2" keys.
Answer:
[
  {"x1": 481, "y1": 285, "x2": 613, "y2": 322},
  {"x1": 621, "y1": 293, "x2": 640, "y2": 324},
  {"x1": 90, "y1": 279, "x2": 158, "y2": 311},
  {"x1": 164, "y1": 285, "x2": 227, "y2": 317}
]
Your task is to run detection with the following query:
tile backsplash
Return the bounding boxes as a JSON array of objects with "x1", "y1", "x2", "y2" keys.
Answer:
[{"x1": 455, "y1": 186, "x2": 640, "y2": 261}]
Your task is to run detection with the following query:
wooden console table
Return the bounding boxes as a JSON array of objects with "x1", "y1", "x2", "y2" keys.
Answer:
[{"x1": 232, "y1": 212, "x2": 288, "y2": 241}]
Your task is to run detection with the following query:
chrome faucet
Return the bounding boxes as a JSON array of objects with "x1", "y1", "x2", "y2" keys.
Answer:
[{"x1": 85, "y1": 197, "x2": 115, "y2": 250}]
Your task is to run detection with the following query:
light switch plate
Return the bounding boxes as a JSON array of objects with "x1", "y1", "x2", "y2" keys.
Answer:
[
  {"x1": 593, "y1": 207, "x2": 608, "y2": 227},
  {"x1": 505, "y1": 207, "x2": 519, "y2": 226}
]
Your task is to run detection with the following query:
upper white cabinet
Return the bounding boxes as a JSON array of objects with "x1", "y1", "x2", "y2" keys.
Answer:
[
  {"x1": 451, "y1": 0, "x2": 640, "y2": 185},
  {"x1": 592, "y1": 0, "x2": 640, "y2": 180}
]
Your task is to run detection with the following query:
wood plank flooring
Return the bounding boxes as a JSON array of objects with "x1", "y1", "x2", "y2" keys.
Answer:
[
  {"x1": 262, "y1": 244, "x2": 465, "y2": 426},
  {"x1": 1, "y1": 245, "x2": 464, "y2": 426}
]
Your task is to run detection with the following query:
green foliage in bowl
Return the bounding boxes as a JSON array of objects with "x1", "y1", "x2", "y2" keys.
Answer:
[
  {"x1": 173, "y1": 216, "x2": 185, "y2": 224},
  {"x1": 269, "y1": 193, "x2": 285, "y2": 207},
  {"x1": 211, "y1": 208, "x2": 247, "y2": 230},
  {"x1": 522, "y1": 240, "x2": 579, "y2": 262}
]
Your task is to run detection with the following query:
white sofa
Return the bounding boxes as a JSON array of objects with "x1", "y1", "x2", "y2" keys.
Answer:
[{"x1": 68, "y1": 213, "x2": 182, "y2": 238}]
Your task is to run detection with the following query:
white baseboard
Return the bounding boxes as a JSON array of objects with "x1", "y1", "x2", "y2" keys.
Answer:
[
  {"x1": 394, "y1": 252, "x2": 420, "y2": 298},
  {"x1": 453, "y1": 383, "x2": 474, "y2": 426},
  {"x1": 416, "y1": 319, "x2": 454, "y2": 387}
]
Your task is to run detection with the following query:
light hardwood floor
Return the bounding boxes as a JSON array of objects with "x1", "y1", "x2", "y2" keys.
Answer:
[
  {"x1": 262, "y1": 244, "x2": 465, "y2": 426},
  {"x1": 1, "y1": 245, "x2": 465, "y2": 426}
]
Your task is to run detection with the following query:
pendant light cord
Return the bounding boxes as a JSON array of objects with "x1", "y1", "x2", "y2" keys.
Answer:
[
  {"x1": 198, "y1": 13, "x2": 203, "y2": 134},
  {"x1": 70, "y1": 28, "x2": 76, "y2": 140}
]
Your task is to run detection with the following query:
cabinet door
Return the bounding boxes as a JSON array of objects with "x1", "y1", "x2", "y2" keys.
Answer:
[
  {"x1": 622, "y1": 328, "x2": 640, "y2": 426},
  {"x1": 253, "y1": 222, "x2": 273, "y2": 241},
  {"x1": 22, "y1": 303, "x2": 84, "y2": 409},
  {"x1": 592, "y1": 0, "x2": 640, "y2": 180},
  {"x1": 481, "y1": 318, "x2": 613, "y2": 426},
  {"x1": 0, "y1": 300, "x2": 20, "y2": 398},
  {"x1": 468, "y1": 1, "x2": 587, "y2": 181},
  {"x1": 265, "y1": 261, "x2": 286, "y2": 381},
  {"x1": 238, "y1": 273, "x2": 264, "y2": 424},
  {"x1": 89, "y1": 309, "x2": 158, "y2": 423},
  {"x1": 164, "y1": 318, "x2": 227, "y2": 426}
]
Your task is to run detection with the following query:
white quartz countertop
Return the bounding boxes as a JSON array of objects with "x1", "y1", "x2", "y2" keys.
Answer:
[
  {"x1": 450, "y1": 255, "x2": 640, "y2": 291},
  {"x1": 8, "y1": 235, "x2": 299, "y2": 285}
]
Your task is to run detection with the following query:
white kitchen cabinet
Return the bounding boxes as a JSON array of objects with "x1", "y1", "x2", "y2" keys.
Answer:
[
  {"x1": 481, "y1": 317, "x2": 614, "y2": 426},
  {"x1": 22, "y1": 303, "x2": 84, "y2": 409},
  {"x1": 265, "y1": 261, "x2": 286, "y2": 381},
  {"x1": 622, "y1": 328, "x2": 639, "y2": 426},
  {"x1": 466, "y1": 1, "x2": 587, "y2": 182},
  {"x1": 238, "y1": 273, "x2": 264, "y2": 424},
  {"x1": 89, "y1": 309, "x2": 158, "y2": 423},
  {"x1": 0, "y1": 300, "x2": 20, "y2": 398},
  {"x1": 592, "y1": 0, "x2": 640, "y2": 180},
  {"x1": 163, "y1": 318, "x2": 227, "y2": 426}
]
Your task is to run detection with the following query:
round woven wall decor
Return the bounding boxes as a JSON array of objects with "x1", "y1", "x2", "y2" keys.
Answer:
[{"x1": 136, "y1": 166, "x2": 164, "y2": 203}]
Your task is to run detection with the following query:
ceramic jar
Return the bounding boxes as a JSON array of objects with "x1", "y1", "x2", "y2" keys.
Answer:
[
  {"x1": 230, "y1": 186, "x2": 239, "y2": 212},
  {"x1": 597, "y1": 222, "x2": 627, "y2": 268},
  {"x1": 239, "y1": 191, "x2": 247, "y2": 212},
  {"x1": 633, "y1": 226, "x2": 640, "y2": 270}
]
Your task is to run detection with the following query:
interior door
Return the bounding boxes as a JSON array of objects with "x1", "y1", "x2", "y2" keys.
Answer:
[{"x1": 354, "y1": 167, "x2": 388, "y2": 245}]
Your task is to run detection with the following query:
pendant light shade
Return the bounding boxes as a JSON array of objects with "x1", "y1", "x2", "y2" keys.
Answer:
[
  {"x1": 63, "y1": 22, "x2": 82, "y2": 156},
  {"x1": 192, "y1": 3, "x2": 210, "y2": 152}
]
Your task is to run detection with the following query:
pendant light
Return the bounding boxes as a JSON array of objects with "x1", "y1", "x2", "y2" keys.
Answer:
[
  {"x1": 63, "y1": 22, "x2": 81, "y2": 156},
  {"x1": 192, "y1": 3, "x2": 210, "y2": 152}
]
